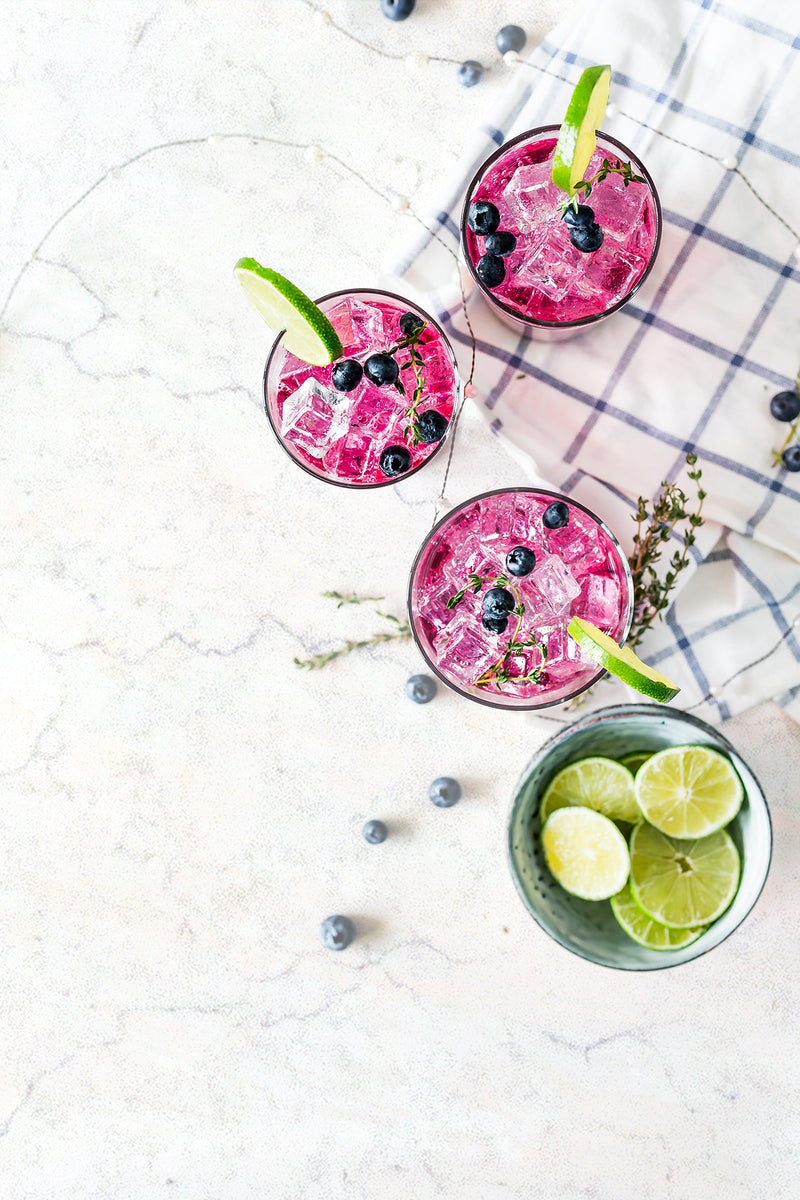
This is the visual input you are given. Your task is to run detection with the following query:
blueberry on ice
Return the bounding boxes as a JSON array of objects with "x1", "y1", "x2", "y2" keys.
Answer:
[
  {"x1": 331, "y1": 358, "x2": 363, "y2": 392},
  {"x1": 476, "y1": 253, "x2": 506, "y2": 288},
  {"x1": 399, "y1": 311, "x2": 425, "y2": 337},
  {"x1": 415, "y1": 409, "x2": 449, "y2": 444},
  {"x1": 543, "y1": 500, "x2": 570, "y2": 530},
  {"x1": 364, "y1": 353, "x2": 400, "y2": 386},
  {"x1": 467, "y1": 200, "x2": 500, "y2": 236},
  {"x1": 458, "y1": 60, "x2": 484, "y2": 88},
  {"x1": 484, "y1": 231, "x2": 517, "y2": 257},
  {"x1": 482, "y1": 613, "x2": 509, "y2": 634},
  {"x1": 406, "y1": 673, "x2": 438, "y2": 703},
  {"x1": 569, "y1": 222, "x2": 604, "y2": 252},
  {"x1": 429, "y1": 777, "x2": 462, "y2": 807},
  {"x1": 482, "y1": 586, "x2": 515, "y2": 619},
  {"x1": 362, "y1": 820, "x2": 388, "y2": 844},
  {"x1": 380, "y1": 444, "x2": 412, "y2": 476},
  {"x1": 495, "y1": 24, "x2": 526, "y2": 53},
  {"x1": 770, "y1": 390, "x2": 800, "y2": 422},
  {"x1": 319, "y1": 914, "x2": 355, "y2": 950},
  {"x1": 506, "y1": 545, "x2": 536, "y2": 577}
]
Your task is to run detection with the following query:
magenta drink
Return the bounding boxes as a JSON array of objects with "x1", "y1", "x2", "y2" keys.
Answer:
[
  {"x1": 264, "y1": 289, "x2": 459, "y2": 487},
  {"x1": 461, "y1": 128, "x2": 660, "y2": 337},
  {"x1": 408, "y1": 489, "x2": 633, "y2": 709}
]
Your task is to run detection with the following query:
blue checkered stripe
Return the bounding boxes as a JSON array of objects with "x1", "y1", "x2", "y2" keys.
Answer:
[{"x1": 396, "y1": 0, "x2": 800, "y2": 723}]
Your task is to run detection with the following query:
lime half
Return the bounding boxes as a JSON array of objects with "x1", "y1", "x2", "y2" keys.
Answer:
[
  {"x1": 629, "y1": 821, "x2": 740, "y2": 928},
  {"x1": 540, "y1": 756, "x2": 641, "y2": 824},
  {"x1": 635, "y1": 744, "x2": 743, "y2": 838},
  {"x1": 552, "y1": 64, "x2": 612, "y2": 194},
  {"x1": 611, "y1": 881, "x2": 706, "y2": 950},
  {"x1": 542, "y1": 806, "x2": 630, "y2": 901},
  {"x1": 233, "y1": 258, "x2": 343, "y2": 366},
  {"x1": 567, "y1": 618, "x2": 680, "y2": 703},
  {"x1": 619, "y1": 751, "x2": 653, "y2": 776}
]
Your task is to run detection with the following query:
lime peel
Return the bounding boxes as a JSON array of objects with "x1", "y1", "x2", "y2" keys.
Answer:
[
  {"x1": 233, "y1": 258, "x2": 343, "y2": 366},
  {"x1": 567, "y1": 617, "x2": 680, "y2": 703},
  {"x1": 611, "y1": 881, "x2": 706, "y2": 950},
  {"x1": 552, "y1": 65, "x2": 612, "y2": 195}
]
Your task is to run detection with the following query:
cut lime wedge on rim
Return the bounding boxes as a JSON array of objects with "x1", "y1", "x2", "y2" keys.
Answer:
[
  {"x1": 610, "y1": 881, "x2": 706, "y2": 950},
  {"x1": 567, "y1": 617, "x2": 680, "y2": 703},
  {"x1": 552, "y1": 64, "x2": 612, "y2": 195},
  {"x1": 233, "y1": 258, "x2": 343, "y2": 366}
]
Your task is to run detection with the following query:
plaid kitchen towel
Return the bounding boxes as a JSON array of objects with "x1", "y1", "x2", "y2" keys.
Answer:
[{"x1": 395, "y1": 0, "x2": 800, "y2": 723}]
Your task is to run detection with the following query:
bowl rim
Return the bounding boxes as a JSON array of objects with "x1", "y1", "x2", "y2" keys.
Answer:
[{"x1": 506, "y1": 702, "x2": 773, "y2": 971}]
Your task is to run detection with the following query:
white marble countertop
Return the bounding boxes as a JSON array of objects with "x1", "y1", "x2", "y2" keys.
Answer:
[{"x1": 3, "y1": 2, "x2": 800, "y2": 1197}]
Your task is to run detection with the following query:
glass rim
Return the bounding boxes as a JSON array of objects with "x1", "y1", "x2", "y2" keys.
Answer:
[
  {"x1": 459, "y1": 124, "x2": 663, "y2": 331},
  {"x1": 406, "y1": 485, "x2": 635, "y2": 710},
  {"x1": 262, "y1": 286, "x2": 461, "y2": 490}
]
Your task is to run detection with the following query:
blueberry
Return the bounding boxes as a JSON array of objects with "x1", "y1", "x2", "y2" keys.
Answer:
[
  {"x1": 319, "y1": 914, "x2": 355, "y2": 951},
  {"x1": 506, "y1": 545, "x2": 536, "y2": 577},
  {"x1": 458, "y1": 60, "x2": 484, "y2": 88},
  {"x1": 467, "y1": 200, "x2": 500, "y2": 236},
  {"x1": 770, "y1": 390, "x2": 800, "y2": 422},
  {"x1": 782, "y1": 445, "x2": 800, "y2": 472},
  {"x1": 495, "y1": 24, "x2": 526, "y2": 53},
  {"x1": 380, "y1": 0, "x2": 415, "y2": 19},
  {"x1": 482, "y1": 586, "x2": 515, "y2": 619},
  {"x1": 569, "y1": 223, "x2": 604, "y2": 253},
  {"x1": 415, "y1": 409, "x2": 449, "y2": 444},
  {"x1": 331, "y1": 358, "x2": 363, "y2": 392},
  {"x1": 363, "y1": 819, "x2": 388, "y2": 844},
  {"x1": 364, "y1": 353, "x2": 400, "y2": 387},
  {"x1": 562, "y1": 204, "x2": 595, "y2": 229},
  {"x1": 476, "y1": 253, "x2": 506, "y2": 288},
  {"x1": 482, "y1": 612, "x2": 508, "y2": 634},
  {"x1": 543, "y1": 500, "x2": 570, "y2": 529},
  {"x1": 484, "y1": 231, "x2": 517, "y2": 257},
  {"x1": 429, "y1": 777, "x2": 462, "y2": 808},
  {"x1": 380, "y1": 444, "x2": 412, "y2": 477},
  {"x1": 399, "y1": 311, "x2": 425, "y2": 337},
  {"x1": 406, "y1": 673, "x2": 438, "y2": 704}
]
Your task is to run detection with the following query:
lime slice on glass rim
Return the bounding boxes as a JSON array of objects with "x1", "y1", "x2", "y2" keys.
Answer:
[
  {"x1": 635, "y1": 744, "x2": 743, "y2": 838},
  {"x1": 552, "y1": 64, "x2": 612, "y2": 195},
  {"x1": 233, "y1": 258, "x2": 343, "y2": 366},
  {"x1": 610, "y1": 881, "x2": 706, "y2": 950},
  {"x1": 542, "y1": 806, "x2": 630, "y2": 901},
  {"x1": 567, "y1": 617, "x2": 681, "y2": 703},
  {"x1": 540, "y1": 756, "x2": 642, "y2": 824},
  {"x1": 629, "y1": 821, "x2": 740, "y2": 928}
]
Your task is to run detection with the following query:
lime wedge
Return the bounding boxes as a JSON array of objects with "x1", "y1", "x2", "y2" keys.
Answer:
[
  {"x1": 619, "y1": 751, "x2": 653, "y2": 776},
  {"x1": 611, "y1": 881, "x2": 706, "y2": 950},
  {"x1": 629, "y1": 821, "x2": 740, "y2": 928},
  {"x1": 540, "y1": 756, "x2": 641, "y2": 824},
  {"x1": 233, "y1": 258, "x2": 343, "y2": 366},
  {"x1": 552, "y1": 64, "x2": 612, "y2": 195},
  {"x1": 542, "y1": 806, "x2": 630, "y2": 901},
  {"x1": 634, "y1": 744, "x2": 743, "y2": 838},
  {"x1": 567, "y1": 617, "x2": 680, "y2": 703}
]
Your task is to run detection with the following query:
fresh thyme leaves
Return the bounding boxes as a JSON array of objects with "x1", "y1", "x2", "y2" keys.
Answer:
[
  {"x1": 472, "y1": 585, "x2": 546, "y2": 690},
  {"x1": 558, "y1": 157, "x2": 646, "y2": 215},
  {"x1": 446, "y1": 571, "x2": 509, "y2": 609},
  {"x1": 294, "y1": 592, "x2": 410, "y2": 670},
  {"x1": 627, "y1": 453, "x2": 706, "y2": 649},
  {"x1": 385, "y1": 322, "x2": 429, "y2": 446}
]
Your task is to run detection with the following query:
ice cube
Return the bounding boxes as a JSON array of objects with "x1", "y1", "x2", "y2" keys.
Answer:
[
  {"x1": 541, "y1": 624, "x2": 591, "y2": 683},
  {"x1": 582, "y1": 574, "x2": 621, "y2": 629},
  {"x1": 578, "y1": 240, "x2": 646, "y2": 306},
  {"x1": 502, "y1": 161, "x2": 560, "y2": 231},
  {"x1": 547, "y1": 513, "x2": 609, "y2": 578},
  {"x1": 323, "y1": 424, "x2": 377, "y2": 479},
  {"x1": 436, "y1": 616, "x2": 498, "y2": 684},
  {"x1": 515, "y1": 230, "x2": 589, "y2": 303},
  {"x1": 350, "y1": 390, "x2": 397, "y2": 435},
  {"x1": 325, "y1": 299, "x2": 357, "y2": 349},
  {"x1": 589, "y1": 171, "x2": 648, "y2": 243},
  {"x1": 529, "y1": 555, "x2": 581, "y2": 614},
  {"x1": 280, "y1": 378, "x2": 346, "y2": 458},
  {"x1": 348, "y1": 299, "x2": 386, "y2": 348}
]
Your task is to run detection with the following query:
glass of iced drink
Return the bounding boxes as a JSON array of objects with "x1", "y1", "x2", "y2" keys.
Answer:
[
  {"x1": 461, "y1": 127, "x2": 661, "y2": 339},
  {"x1": 263, "y1": 289, "x2": 460, "y2": 487},
  {"x1": 408, "y1": 488, "x2": 633, "y2": 709}
]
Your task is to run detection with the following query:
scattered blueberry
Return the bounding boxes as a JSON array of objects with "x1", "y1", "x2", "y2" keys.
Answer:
[
  {"x1": 429, "y1": 777, "x2": 462, "y2": 807},
  {"x1": 406, "y1": 673, "x2": 438, "y2": 704},
  {"x1": 399, "y1": 311, "x2": 425, "y2": 337},
  {"x1": 380, "y1": 0, "x2": 415, "y2": 19},
  {"x1": 467, "y1": 200, "x2": 500, "y2": 236},
  {"x1": 770, "y1": 390, "x2": 800, "y2": 422},
  {"x1": 506, "y1": 545, "x2": 536, "y2": 577},
  {"x1": 543, "y1": 500, "x2": 570, "y2": 529},
  {"x1": 482, "y1": 586, "x2": 515, "y2": 620},
  {"x1": 782, "y1": 445, "x2": 800, "y2": 472},
  {"x1": 364, "y1": 353, "x2": 400, "y2": 387},
  {"x1": 319, "y1": 914, "x2": 355, "y2": 951},
  {"x1": 458, "y1": 60, "x2": 484, "y2": 88},
  {"x1": 363, "y1": 819, "x2": 388, "y2": 844},
  {"x1": 476, "y1": 253, "x2": 506, "y2": 288},
  {"x1": 562, "y1": 204, "x2": 595, "y2": 230},
  {"x1": 569, "y1": 222, "x2": 604, "y2": 252},
  {"x1": 482, "y1": 612, "x2": 509, "y2": 634},
  {"x1": 495, "y1": 24, "x2": 526, "y2": 53},
  {"x1": 415, "y1": 409, "x2": 449, "y2": 443},
  {"x1": 331, "y1": 358, "x2": 363, "y2": 392},
  {"x1": 484, "y1": 230, "x2": 517, "y2": 257},
  {"x1": 380, "y1": 444, "x2": 413, "y2": 477}
]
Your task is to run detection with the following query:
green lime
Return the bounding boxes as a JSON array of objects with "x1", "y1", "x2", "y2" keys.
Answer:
[
  {"x1": 629, "y1": 821, "x2": 740, "y2": 928},
  {"x1": 551, "y1": 64, "x2": 612, "y2": 194},
  {"x1": 540, "y1": 756, "x2": 641, "y2": 824},
  {"x1": 611, "y1": 881, "x2": 706, "y2": 950},
  {"x1": 619, "y1": 751, "x2": 653, "y2": 776},
  {"x1": 635, "y1": 745, "x2": 743, "y2": 838},
  {"x1": 233, "y1": 258, "x2": 343, "y2": 366},
  {"x1": 542, "y1": 806, "x2": 630, "y2": 901},
  {"x1": 567, "y1": 618, "x2": 681, "y2": 703}
]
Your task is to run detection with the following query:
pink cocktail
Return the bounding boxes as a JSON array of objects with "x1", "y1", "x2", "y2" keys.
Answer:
[
  {"x1": 408, "y1": 489, "x2": 633, "y2": 709},
  {"x1": 264, "y1": 289, "x2": 459, "y2": 487},
  {"x1": 461, "y1": 127, "x2": 661, "y2": 338}
]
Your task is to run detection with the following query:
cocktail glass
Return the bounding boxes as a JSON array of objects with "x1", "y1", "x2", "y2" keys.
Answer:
[
  {"x1": 263, "y1": 288, "x2": 460, "y2": 487},
  {"x1": 461, "y1": 127, "x2": 661, "y2": 341},
  {"x1": 407, "y1": 487, "x2": 633, "y2": 709}
]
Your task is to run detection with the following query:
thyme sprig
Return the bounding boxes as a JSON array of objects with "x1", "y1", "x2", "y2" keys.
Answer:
[
  {"x1": 446, "y1": 572, "x2": 508, "y2": 609},
  {"x1": 384, "y1": 322, "x2": 429, "y2": 446},
  {"x1": 558, "y1": 157, "x2": 646, "y2": 217},
  {"x1": 472, "y1": 585, "x2": 546, "y2": 691},
  {"x1": 294, "y1": 592, "x2": 410, "y2": 670}
]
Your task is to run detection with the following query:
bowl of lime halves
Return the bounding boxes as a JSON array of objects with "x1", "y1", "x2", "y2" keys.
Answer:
[{"x1": 508, "y1": 704, "x2": 772, "y2": 970}]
